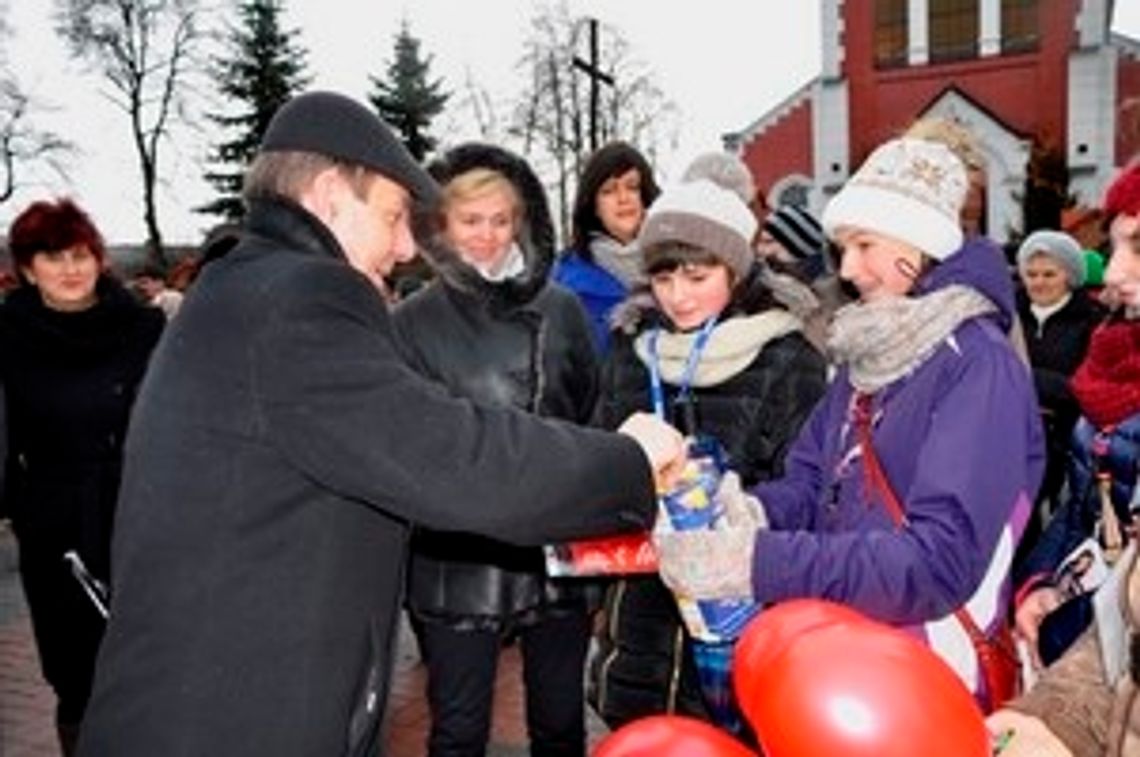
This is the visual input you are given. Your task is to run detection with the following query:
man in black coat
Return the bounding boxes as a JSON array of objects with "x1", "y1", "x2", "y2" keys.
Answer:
[{"x1": 77, "y1": 92, "x2": 680, "y2": 757}]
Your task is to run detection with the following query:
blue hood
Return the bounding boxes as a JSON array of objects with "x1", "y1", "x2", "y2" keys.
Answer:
[{"x1": 915, "y1": 236, "x2": 1015, "y2": 332}]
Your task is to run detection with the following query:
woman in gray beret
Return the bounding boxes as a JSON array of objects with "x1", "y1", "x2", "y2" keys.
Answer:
[{"x1": 1015, "y1": 229, "x2": 1106, "y2": 544}]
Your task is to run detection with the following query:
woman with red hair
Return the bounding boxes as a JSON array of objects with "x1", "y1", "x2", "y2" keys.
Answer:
[{"x1": 1, "y1": 198, "x2": 163, "y2": 754}]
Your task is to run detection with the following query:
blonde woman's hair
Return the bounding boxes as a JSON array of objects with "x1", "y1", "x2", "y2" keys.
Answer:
[{"x1": 441, "y1": 168, "x2": 522, "y2": 219}]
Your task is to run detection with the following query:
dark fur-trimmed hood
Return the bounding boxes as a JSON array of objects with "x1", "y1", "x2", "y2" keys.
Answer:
[{"x1": 414, "y1": 142, "x2": 555, "y2": 309}]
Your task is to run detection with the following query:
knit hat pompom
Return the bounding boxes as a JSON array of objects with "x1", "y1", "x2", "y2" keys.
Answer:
[
  {"x1": 822, "y1": 138, "x2": 967, "y2": 261},
  {"x1": 637, "y1": 179, "x2": 758, "y2": 282},
  {"x1": 1016, "y1": 229, "x2": 1085, "y2": 288},
  {"x1": 681, "y1": 152, "x2": 755, "y2": 206},
  {"x1": 1104, "y1": 163, "x2": 1140, "y2": 220}
]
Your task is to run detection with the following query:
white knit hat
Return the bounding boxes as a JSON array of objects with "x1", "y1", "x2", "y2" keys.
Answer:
[
  {"x1": 1016, "y1": 229, "x2": 1085, "y2": 288},
  {"x1": 822, "y1": 138, "x2": 968, "y2": 261},
  {"x1": 637, "y1": 179, "x2": 758, "y2": 281}
]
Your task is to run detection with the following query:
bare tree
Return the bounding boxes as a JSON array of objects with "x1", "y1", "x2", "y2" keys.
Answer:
[
  {"x1": 0, "y1": 0, "x2": 73, "y2": 205},
  {"x1": 0, "y1": 81, "x2": 74, "y2": 204},
  {"x1": 511, "y1": 1, "x2": 677, "y2": 239},
  {"x1": 55, "y1": 0, "x2": 202, "y2": 265},
  {"x1": 449, "y1": 67, "x2": 501, "y2": 142}
]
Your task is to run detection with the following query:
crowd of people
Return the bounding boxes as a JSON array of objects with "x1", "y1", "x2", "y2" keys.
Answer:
[{"x1": 2, "y1": 88, "x2": 1140, "y2": 756}]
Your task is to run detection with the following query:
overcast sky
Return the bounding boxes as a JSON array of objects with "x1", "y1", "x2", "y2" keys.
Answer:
[{"x1": 4, "y1": 1, "x2": 1140, "y2": 244}]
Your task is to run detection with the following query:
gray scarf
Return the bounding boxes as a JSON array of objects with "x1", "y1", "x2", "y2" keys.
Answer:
[
  {"x1": 827, "y1": 285, "x2": 996, "y2": 393},
  {"x1": 590, "y1": 233, "x2": 644, "y2": 289},
  {"x1": 759, "y1": 266, "x2": 821, "y2": 320}
]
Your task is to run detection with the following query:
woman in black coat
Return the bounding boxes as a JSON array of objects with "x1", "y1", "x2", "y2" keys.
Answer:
[
  {"x1": 1015, "y1": 229, "x2": 1106, "y2": 562},
  {"x1": 392, "y1": 143, "x2": 600, "y2": 756},
  {"x1": 589, "y1": 179, "x2": 828, "y2": 731},
  {"x1": 0, "y1": 199, "x2": 163, "y2": 755}
]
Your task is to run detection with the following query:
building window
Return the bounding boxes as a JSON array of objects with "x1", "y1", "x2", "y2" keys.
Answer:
[
  {"x1": 874, "y1": 0, "x2": 908, "y2": 68},
  {"x1": 1001, "y1": 0, "x2": 1039, "y2": 54},
  {"x1": 929, "y1": 0, "x2": 979, "y2": 62}
]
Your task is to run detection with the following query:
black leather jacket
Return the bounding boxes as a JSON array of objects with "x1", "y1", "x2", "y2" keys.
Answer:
[{"x1": 392, "y1": 143, "x2": 599, "y2": 629}]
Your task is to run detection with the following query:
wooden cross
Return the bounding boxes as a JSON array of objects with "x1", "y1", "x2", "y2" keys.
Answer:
[{"x1": 572, "y1": 17, "x2": 615, "y2": 152}]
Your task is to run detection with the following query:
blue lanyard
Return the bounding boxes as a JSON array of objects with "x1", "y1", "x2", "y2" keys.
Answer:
[{"x1": 647, "y1": 317, "x2": 718, "y2": 420}]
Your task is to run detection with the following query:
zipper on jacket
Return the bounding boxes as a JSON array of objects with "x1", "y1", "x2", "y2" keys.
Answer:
[
  {"x1": 595, "y1": 579, "x2": 626, "y2": 716},
  {"x1": 529, "y1": 317, "x2": 548, "y2": 414}
]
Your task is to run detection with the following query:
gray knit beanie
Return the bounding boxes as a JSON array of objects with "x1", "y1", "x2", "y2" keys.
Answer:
[
  {"x1": 638, "y1": 179, "x2": 758, "y2": 281},
  {"x1": 1016, "y1": 229, "x2": 1085, "y2": 288}
]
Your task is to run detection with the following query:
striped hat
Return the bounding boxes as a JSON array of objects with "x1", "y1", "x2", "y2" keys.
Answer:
[{"x1": 764, "y1": 205, "x2": 826, "y2": 260}]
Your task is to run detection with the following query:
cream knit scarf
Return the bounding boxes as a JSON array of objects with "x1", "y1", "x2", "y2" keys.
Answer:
[
  {"x1": 827, "y1": 285, "x2": 996, "y2": 393},
  {"x1": 634, "y1": 309, "x2": 804, "y2": 387}
]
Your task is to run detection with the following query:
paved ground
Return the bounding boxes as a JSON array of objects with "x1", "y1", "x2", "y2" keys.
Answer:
[{"x1": 0, "y1": 523, "x2": 608, "y2": 756}]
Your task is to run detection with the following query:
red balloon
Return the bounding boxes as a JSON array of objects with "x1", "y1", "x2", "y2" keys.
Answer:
[
  {"x1": 593, "y1": 715, "x2": 756, "y2": 757},
  {"x1": 746, "y1": 618, "x2": 989, "y2": 757},
  {"x1": 734, "y1": 599, "x2": 869, "y2": 717}
]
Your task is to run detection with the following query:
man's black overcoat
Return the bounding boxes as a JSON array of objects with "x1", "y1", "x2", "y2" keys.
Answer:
[{"x1": 78, "y1": 197, "x2": 654, "y2": 757}]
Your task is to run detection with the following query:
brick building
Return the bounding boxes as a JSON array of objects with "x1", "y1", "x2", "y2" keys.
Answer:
[{"x1": 726, "y1": 0, "x2": 1140, "y2": 243}]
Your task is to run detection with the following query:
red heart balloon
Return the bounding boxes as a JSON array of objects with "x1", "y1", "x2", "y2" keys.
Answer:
[
  {"x1": 593, "y1": 714, "x2": 756, "y2": 757},
  {"x1": 733, "y1": 599, "x2": 869, "y2": 719},
  {"x1": 747, "y1": 619, "x2": 989, "y2": 757}
]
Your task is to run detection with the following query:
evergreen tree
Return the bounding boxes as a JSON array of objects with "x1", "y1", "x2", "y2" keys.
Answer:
[
  {"x1": 368, "y1": 22, "x2": 449, "y2": 161},
  {"x1": 200, "y1": 0, "x2": 310, "y2": 221}
]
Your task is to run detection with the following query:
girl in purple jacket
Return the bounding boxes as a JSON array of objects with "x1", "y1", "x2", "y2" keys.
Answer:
[{"x1": 654, "y1": 137, "x2": 1045, "y2": 709}]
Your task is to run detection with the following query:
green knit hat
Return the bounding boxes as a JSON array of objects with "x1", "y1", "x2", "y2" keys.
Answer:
[{"x1": 1083, "y1": 249, "x2": 1105, "y2": 287}]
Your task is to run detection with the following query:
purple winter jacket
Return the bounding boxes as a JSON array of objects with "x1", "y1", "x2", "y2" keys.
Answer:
[{"x1": 749, "y1": 237, "x2": 1045, "y2": 695}]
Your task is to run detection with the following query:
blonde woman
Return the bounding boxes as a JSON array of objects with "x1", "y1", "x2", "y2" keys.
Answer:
[{"x1": 392, "y1": 143, "x2": 600, "y2": 756}]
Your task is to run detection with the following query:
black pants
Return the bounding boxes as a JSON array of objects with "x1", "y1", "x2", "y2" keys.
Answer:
[
  {"x1": 419, "y1": 611, "x2": 592, "y2": 757},
  {"x1": 18, "y1": 537, "x2": 106, "y2": 728}
]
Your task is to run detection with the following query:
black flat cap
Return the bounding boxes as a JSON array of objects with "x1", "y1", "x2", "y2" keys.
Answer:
[{"x1": 260, "y1": 91, "x2": 439, "y2": 204}]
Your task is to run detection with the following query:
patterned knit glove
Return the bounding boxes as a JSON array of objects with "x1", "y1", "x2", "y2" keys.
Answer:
[
  {"x1": 653, "y1": 513, "x2": 758, "y2": 601},
  {"x1": 714, "y1": 472, "x2": 768, "y2": 530}
]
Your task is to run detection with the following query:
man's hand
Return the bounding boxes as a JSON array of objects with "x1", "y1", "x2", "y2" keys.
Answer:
[
  {"x1": 617, "y1": 412, "x2": 686, "y2": 491},
  {"x1": 1014, "y1": 586, "x2": 1062, "y2": 669}
]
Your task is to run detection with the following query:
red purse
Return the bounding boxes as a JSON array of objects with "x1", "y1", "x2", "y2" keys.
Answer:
[{"x1": 852, "y1": 392, "x2": 1019, "y2": 713}]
